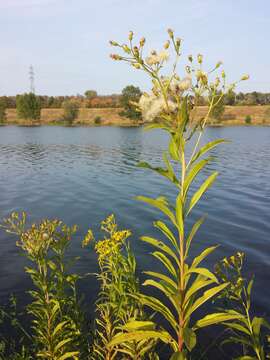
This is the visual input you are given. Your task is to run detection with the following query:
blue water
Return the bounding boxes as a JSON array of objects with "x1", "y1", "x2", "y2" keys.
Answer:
[{"x1": 0, "y1": 125, "x2": 269, "y2": 350}]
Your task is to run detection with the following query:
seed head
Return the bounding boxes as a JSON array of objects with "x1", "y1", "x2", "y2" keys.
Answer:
[
  {"x1": 241, "y1": 74, "x2": 250, "y2": 81},
  {"x1": 140, "y1": 37, "x2": 146, "y2": 47},
  {"x1": 164, "y1": 40, "x2": 170, "y2": 49},
  {"x1": 167, "y1": 28, "x2": 174, "y2": 38},
  {"x1": 128, "y1": 31, "x2": 134, "y2": 41},
  {"x1": 197, "y1": 54, "x2": 203, "y2": 64}
]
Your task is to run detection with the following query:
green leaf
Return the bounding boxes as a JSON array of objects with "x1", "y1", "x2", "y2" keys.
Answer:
[
  {"x1": 183, "y1": 327, "x2": 197, "y2": 351},
  {"x1": 136, "y1": 195, "x2": 177, "y2": 226},
  {"x1": 137, "y1": 161, "x2": 178, "y2": 185},
  {"x1": 185, "y1": 267, "x2": 218, "y2": 284},
  {"x1": 108, "y1": 330, "x2": 173, "y2": 347},
  {"x1": 122, "y1": 320, "x2": 156, "y2": 331},
  {"x1": 185, "y1": 283, "x2": 229, "y2": 318},
  {"x1": 185, "y1": 216, "x2": 206, "y2": 257},
  {"x1": 223, "y1": 321, "x2": 250, "y2": 335},
  {"x1": 169, "y1": 137, "x2": 180, "y2": 161},
  {"x1": 183, "y1": 158, "x2": 211, "y2": 200},
  {"x1": 191, "y1": 246, "x2": 218, "y2": 269},
  {"x1": 141, "y1": 236, "x2": 180, "y2": 267},
  {"x1": 58, "y1": 352, "x2": 79, "y2": 360},
  {"x1": 144, "y1": 270, "x2": 178, "y2": 290},
  {"x1": 154, "y1": 220, "x2": 179, "y2": 252},
  {"x1": 190, "y1": 139, "x2": 228, "y2": 165},
  {"x1": 187, "y1": 172, "x2": 218, "y2": 215},
  {"x1": 152, "y1": 251, "x2": 178, "y2": 279},
  {"x1": 139, "y1": 295, "x2": 178, "y2": 334},
  {"x1": 176, "y1": 193, "x2": 184, "y2": 236},
  {"x1": 184, "y1": 278, "x2": 213, "y2": 307},
  {"x1": 193, "y1": 312, "x2": 244, "y2": 330},
  {"x1": 170, "y1": 351, "x2": 187, "y2": 360}
]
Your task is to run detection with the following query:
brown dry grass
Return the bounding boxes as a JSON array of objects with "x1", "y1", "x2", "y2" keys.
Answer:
[{"x1": 5, "y1": 105, "x2": 270, "y2": 126}]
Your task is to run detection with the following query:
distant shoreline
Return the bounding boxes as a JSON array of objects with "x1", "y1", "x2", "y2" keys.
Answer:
[{"x1": 3, "y1": 105, "x2": 270, "y2": 127}]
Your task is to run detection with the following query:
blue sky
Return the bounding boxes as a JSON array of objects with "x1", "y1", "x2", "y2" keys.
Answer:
[{"x1": 0, "y1": 0, "x2": 269, "y2": 95}]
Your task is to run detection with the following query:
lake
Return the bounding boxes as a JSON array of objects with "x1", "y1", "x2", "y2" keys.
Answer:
[{"x1": 0, "y1": 125, "x2": 269, "y2": 340}]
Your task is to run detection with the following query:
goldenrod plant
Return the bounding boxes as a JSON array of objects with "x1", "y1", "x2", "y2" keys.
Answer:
[
  {"x1": 1, "y1": 212, "x2": 87, "y2": 360},
  {"x1": 88, "y1": 214, "x2": 158, "y2": 360},
  {"x1": 109, "y1": 29, "x2": 249, "y2": 359},
  {"x1": 215, "y1": 253, "x2": 270, "y2": 360}
]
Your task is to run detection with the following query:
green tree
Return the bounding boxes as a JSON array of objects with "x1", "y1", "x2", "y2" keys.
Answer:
[
  {"x1": 84, "y1": 90, "x2": 97, "y2": 99},
  {"x1": 0, "y1": 97, "x2": 7, "y2": 123},
  {"x1": 119, "y1": 85, "x2": 142, "y2": 121},
  {"x1": 224, "y1": 89, "x2": 236, "y2": 105},
  {"x1": 62, "y1": 100, "x2": 79, "y2": 125},
  {"x1": 210, "y1": 92, "x2": 225, "y2": 121},
  {"x1": 16, "y1": 93, "x2": 41, "y2": 122}
]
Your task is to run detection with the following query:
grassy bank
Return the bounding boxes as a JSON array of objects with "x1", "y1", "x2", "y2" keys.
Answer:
[{"x1": 4, "y1": 105, "x2": 270, "y2": 126}]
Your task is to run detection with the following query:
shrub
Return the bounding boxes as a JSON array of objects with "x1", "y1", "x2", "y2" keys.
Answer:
[
  {"x1": 62, "y1": 100, "x2": 79, "y2": 125},
  {"x1": 245, "y1": 115, "x2": 252, "y2": 124},
  {"x1": 0, "y1": 97, "x2": 7, "y2": 123},
  {"x1": 16, "y1": 93, "x2": 41, "y2": 122},
  {"x1": 94, "y1": 116, "x2": 102, "y2": 125}
]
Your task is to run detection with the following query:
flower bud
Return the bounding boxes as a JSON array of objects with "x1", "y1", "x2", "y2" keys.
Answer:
[
  {"x1": 188, "y1": 55, "x2": 193, "y2": 62},
  {"x1": 197, "y1": 54, "x2": 203, "y2": 64},
  {"x1": 175, "y1": 37, "x2": 181, "y2": 48},
  {"x1": 132, "y1": 63, "x2": 141, "y2": 69},
  {"x1": 215, "y1": 77, "x2": 220, "y2": 87},
  {"x1": 164, "y1": 40, "x2": 170, "y2": 49},
  {"x1": 128, "y1": 31, "x2": 134, "y2": 41},
  {"x1": 122, "y1": 44, "x2": 131, "y2": 54},
  {"x1": 109, "y1": 40, "x2": 118, "y2": 46},
  {"x1": 133, "y1": 46, "x2": 139, "y2": 56},
  {"x1": 185, "y1": 65, "x2": 191, "y2": 74},
  {"x1": 110, "y1": 54, "x2": 122, "y2": 60},
  {"x1": 139, "y1": 37, "x2": 146, "y2": 47},
  {"x1": 221, "y1": 70, "x2": 226, "y2": 79},
  {"x1": 167, "y1": 28, "x2": 174, "y2": 38},
  {"x1": 215, "y1": 61, "x2": 222, "y2": 69},
  {"x1": 241, "y1": 74, "x2": 249, "y2": 81}
]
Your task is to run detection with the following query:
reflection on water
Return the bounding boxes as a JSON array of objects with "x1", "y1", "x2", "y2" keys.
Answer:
[{"x1": 0, "y1": 125, "x2": 269, "y2": 321}]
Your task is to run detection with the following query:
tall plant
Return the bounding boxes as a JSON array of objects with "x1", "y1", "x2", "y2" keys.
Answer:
[
  {"x1": 87, "y1": 215, "x2": 158, "y2": 360},
  {"x1": 109, "y1": 30, "x2": 249, "y2": 358},
  {"x1": 1, "y1": 212, "x2": 86, "y2": 360}
]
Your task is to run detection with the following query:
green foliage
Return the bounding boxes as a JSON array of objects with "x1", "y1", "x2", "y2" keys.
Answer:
[
  {"x1": 0, "y1": 97, "x2": 7, "y2": 123},
  {"x1": 1, "y1": 212, "x2": 89, "y2": 360},
  {"x1": 210, "y1": 92, "x2": 225, "y2": 121},
  {"x1": 62, "y1": 100, "x2": 79, "y2": 125},
  {"x1": 90, "y1": 214, "x2": 158, "y2": 359},
  {"x1": 119, "y1": 85, "x2": 142, "y2": 121},
  {"x1": 16, "y1": 93, "x2": 41, "y2": 121},
  {"x1": 94, "y1": 116, "x2": 102, "y2": 125},
  {"x1": 84, "y1": 90, "x2": 98, "y2": 99},
  {"x1": 215, "y1": 253, "x2": 270, "y2": 360},
  {"x1": 245, "y1": 115, "x2": 252, "y2": 124}
]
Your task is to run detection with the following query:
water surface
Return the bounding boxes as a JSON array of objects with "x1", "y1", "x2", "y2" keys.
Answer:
[{"x1": 0, "y1": 125, "x2": 269, "y2": 333}]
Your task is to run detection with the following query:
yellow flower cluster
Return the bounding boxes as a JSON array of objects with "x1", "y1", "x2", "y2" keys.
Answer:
[{"x1": 95, "y1": 214, "x2": 131, "y2": 262}]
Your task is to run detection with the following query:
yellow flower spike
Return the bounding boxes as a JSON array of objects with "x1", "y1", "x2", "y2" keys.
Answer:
[{"x1": 82, "y1": 229, "x2": 94, "y2": 248}]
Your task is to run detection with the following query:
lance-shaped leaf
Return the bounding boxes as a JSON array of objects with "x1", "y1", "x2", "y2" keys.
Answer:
[
  {"x1": 185, "y1": 216, "x2": 206, "y2": 257},
  {"x1": 176, "y1": 193, "x2": 184, "y2": 237},
  {"x1": 152, "y1": 251, "x2": 178, "y2": 279},
  {"x1": 136, "y1": 195, "x2": 177, "y2": 226},
  {"x1": 169, "y1": 136, "x2": 180, "y2": 161},
  {"x1": 185, "y1": 282, "x2": 229, "y2": 319},
  {"x1": 139, "y1": 294, "x2": 179, "y2": 335},
  {"x1": 108, "y1": 329, "x2": 174, "y2": 348},
  {"x1": 144, "y1": 270, "x2": 178, "y2": 290},
  {"x1": 187, "y1": 172, "x2": 218, "y2": 215},
  {"x1": 141, "y1": 236, "x2": 180, "y2": 267},
  {"x1": 154, "y1": 220, "x2": 179, "y2": 252},
  {"x1": 183, "y1": 327, "x2": 196, "y2": 351},
  {"x1": 191, "y1": 245, "x2": 218, "y2": 269},
  {"x1": 189, "y1": 139, "x2": 228, "y2": 166},
  {"x1": 193, "y1": 312, "x2": 244, "y2": 330},
  {"x1": 184, "y1": 278, "x2": 214, "y2": 308},
  {"x1": 137, "y1": 161, "x2": 178, "y2": 186},
  {"x1": 183, "y1": 158, "x2": 212, "y2": 201}
]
